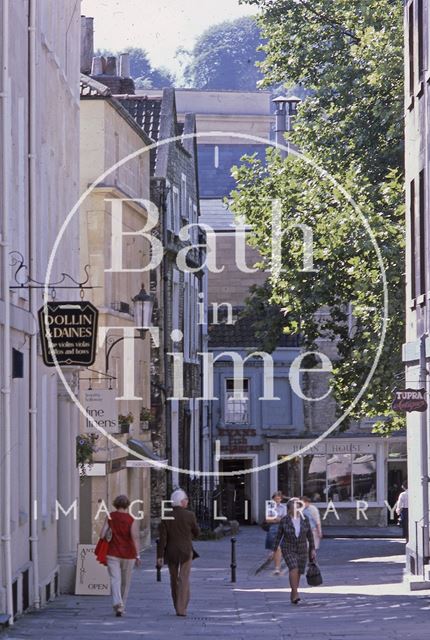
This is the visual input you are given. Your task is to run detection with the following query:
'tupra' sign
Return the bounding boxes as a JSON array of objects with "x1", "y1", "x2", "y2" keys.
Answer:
[
  {"x1": 38, "y1": 301, "x2": 98, "y2": 367},
  {"x1": 392, "y1": 388, "x2": 427, "y2": 413}
]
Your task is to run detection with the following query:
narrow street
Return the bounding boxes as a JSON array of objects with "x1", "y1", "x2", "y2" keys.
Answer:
[{"x1": 3, "y1": 527, "x2": 430, "y2": 640}]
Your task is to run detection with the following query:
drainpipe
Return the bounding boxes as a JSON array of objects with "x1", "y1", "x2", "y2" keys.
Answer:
[
  {"x1": 422, "y1": 0, "x2": 430, "y2": 575},
  {"x1": 161, "y1": 182, "x2": 172, "y2": 493},
  {"x1": 0, "y1": 0, "x2": 14, "y2": 625},
  {"x1": 419, "y1": 335, "x2": 429, "y2": 569},
  {"x1": 28, "y1": 0, "x2": 40, "y2": 609}
]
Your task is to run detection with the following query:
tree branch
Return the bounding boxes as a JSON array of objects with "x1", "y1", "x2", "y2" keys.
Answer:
[{"x1": 297, "y1": 0, "x2": 360, "y2": 44}]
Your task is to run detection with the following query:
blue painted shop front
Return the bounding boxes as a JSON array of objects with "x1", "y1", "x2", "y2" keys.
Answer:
[{"x1": 210, "y1": 346, "x2": 305, "y2": 524}]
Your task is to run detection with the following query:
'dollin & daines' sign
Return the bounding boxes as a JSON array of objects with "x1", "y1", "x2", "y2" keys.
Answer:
[{"x1": 38, "y1": 301, "x2": 99, "y2": 367}]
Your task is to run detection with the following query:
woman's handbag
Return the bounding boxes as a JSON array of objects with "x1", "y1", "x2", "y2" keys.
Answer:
[
  {"x1": 94, "y1": 538, "x2": 109, "y2": 566},
  {"x1": 306, "y1": 561, "x2": 323, "y2": 586},
  {"x1": 94, "y1": 521, "x2": 112, "y2": 566},
  {"x1": 261, "y1": 522, "x2": 271, "y2": 532}
]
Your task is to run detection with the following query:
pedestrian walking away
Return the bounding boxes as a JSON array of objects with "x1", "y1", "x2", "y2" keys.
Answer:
[
  {"x1": 271, "y1": 498, "x2": 316, "y2": 604},
  {"x1": 264, "y1": 490, "x2": 287, "y2": 575},
  {"x1": 395, "y1": 481, "x2": 409, "y2": 541},
  {"x1": 100, "y1": 494, "x2": 142, "y2": 617},
  {"x1": 157, "y1": 489, "x2": 201, "y2": 617},
  {"x1": 301, "y1": 495, "x2": 323, "y2": 550}
]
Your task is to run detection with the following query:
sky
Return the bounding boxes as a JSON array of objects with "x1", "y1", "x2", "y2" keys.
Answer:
[{"x1": 81, "y1": 0, "x2": 256, "y2": 75}]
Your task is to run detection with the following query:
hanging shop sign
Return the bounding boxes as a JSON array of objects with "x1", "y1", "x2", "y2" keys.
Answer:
[
  {"x1": 392, "y1": 388, "x2": 427, "y2": 413},
  {"x1": 82, "y1": 388, "x2": 119, "y2": 434},
  {"x1": 38, "y1": 301, "x2": 98, "y2": 367}
]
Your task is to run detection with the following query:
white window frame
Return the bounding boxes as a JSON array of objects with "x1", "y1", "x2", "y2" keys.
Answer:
[
  {"x1": 192, "y1": 204, "x2": 198, "y2": 245},
  {"x1": 172, "y1": 268, "x2": 181, "y2": 351},
  {"x1": 181, "y1": 174, "x2": 187, "y2": 225},
  {"x1": 214, "y1": 145, "x2": 220, "y2": 169},
  {"x1": 184, "y1": 272, "x2": 191, "y2": 362},
  {"x1": 224, "y1": 378, "x2": 250, "y2": 425},
  {"x1": 172, "y1": 186, "x2": 180, "y2": 235},
  {"x1": 165, "y1": 179, "x2": 173, "y2": 231},
  {"x1": 269, "y1": 439, "x2": 384, "y2": 507}
]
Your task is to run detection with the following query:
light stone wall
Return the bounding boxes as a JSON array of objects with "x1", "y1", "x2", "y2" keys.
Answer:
[
  {"x1": 0, "y1": 0, "x2": 81, "y2": 612},
  {"x1": 79, "y1": 97, "x2": 152, "y2": 547},
  {"x1": 403, "y1": 0, "x2": 430, "y2": 578}
]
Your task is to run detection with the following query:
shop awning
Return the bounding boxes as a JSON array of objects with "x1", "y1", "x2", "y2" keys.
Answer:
[{"x1": 126, "y1": 438, "x2": 167, "y2": 468}]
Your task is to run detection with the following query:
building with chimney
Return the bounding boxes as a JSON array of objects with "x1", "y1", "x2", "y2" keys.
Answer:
[
  {"x1": 78, "y1": 65, "x2": 156, "y2": 549},
  {"x1": 83, "y1": 35, "x2": 207, "y2": 528},
  {"x1": 0, "y1": 0, "x2": 81, "y2": 622},
  {"x1": 160, "y1": 89, "x2": 406, "y2": 526}
]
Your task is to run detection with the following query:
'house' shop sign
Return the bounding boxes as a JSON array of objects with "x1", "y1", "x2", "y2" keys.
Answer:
[
  {"x1": 392, "y1": 388, "x2": 428, "y2": 413},
  {"x1": 38, "y1": 301, "x2": 98, "y2": 367}
]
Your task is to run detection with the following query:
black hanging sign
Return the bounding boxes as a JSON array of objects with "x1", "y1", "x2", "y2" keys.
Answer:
[
  {"x1": 392, "y1": 388, "x2": 427, "y2": 413},
  {"x1": 38, "y1": 301, "x2": 99, "y2": 367}
]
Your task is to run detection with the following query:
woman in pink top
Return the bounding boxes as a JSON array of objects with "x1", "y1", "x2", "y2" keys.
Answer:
[{"x1": 100, "y1": 495, "x2": 141, "y2": 616}]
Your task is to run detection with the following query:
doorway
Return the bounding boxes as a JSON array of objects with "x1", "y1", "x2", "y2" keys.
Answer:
[
  {"x1": 219, "y1": 458, "x2": 252, "y2": 524},
  {"x1": 387, "y1": 460, "x2": 407, "y2": 525}
]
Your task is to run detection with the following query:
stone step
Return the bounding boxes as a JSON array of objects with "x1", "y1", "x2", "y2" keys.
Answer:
[{"x1": 409, "y1": 579, "x2": 430, "y2": 591}]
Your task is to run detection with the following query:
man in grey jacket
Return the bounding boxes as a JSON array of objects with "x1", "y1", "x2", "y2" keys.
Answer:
[{"x1": 157, "y1": 489, "x2": 200, "y2": 617}]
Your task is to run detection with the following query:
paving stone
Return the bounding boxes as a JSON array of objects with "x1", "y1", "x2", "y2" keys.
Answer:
[{"x1": 2, "y1": 529, "x2": 430, "y2": 639}]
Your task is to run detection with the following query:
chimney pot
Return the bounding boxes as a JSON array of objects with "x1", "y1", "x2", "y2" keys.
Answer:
[
  {"x1": 80, "y1": 15, "x2": 94, "y2": 74},
  {"x1": 119, "y1": 53, "x2": 131, "y2": 78},
  {"x1": 105, "y1": 56, "x2": 117, "y2": 76},
  {"x1": 91, "y1": 56, "x2": 103, "y2": 76}
]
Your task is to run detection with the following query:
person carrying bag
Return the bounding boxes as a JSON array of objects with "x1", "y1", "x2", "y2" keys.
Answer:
[{"x1": 99, "y1": 495, "x2": 141, "y2": 617}]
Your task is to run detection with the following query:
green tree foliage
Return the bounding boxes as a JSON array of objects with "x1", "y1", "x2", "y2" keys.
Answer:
[
  {"x1": 182, "y1": 16, "x2": 264, "y2": 90},
  {"x1": 96, "y1": 47, "x2": 174, "y2": 88},
  {"x1": 231, "y1": 0, "x2": 405, "y2": 432}
]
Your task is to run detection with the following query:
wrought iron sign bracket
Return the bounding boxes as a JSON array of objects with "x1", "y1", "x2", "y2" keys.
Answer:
[
  {"x1": 105, "y1": 332, "x2": 148, "y2": 376},
  {"x1": 9, "y1": 251, "x2": 100, "y2": 299},
  {"x1": 80, "y1": 368, "x2": 117, "y2": 391}
]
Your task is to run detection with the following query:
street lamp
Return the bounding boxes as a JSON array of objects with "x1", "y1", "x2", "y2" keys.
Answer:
[
  {"x1": 273, "y1": 95, "x2": 302, "y2": 156},
  {"x1": 132, "y1": 284, "x2": 154, "y2": 333},
  {"x1": 105, "y1": 284, "x2": 154, "y2": 373}
]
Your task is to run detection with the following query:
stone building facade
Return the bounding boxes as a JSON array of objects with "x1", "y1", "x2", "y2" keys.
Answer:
[
  {"x1": 115, "y1": 89, "x2": 206, "y2": 525},
  {"x1": 403, "y1": 0, "x2": 430, "y2": 584},
  {"x1": 172, "y1": 89, "x2": 406, "y2": 526},
  {"x1": 0, "y1": 0, "x2": 81, "y2": 621},
  {"x1": 79, "y1": 72, "x2": 155, "y2": 548}
]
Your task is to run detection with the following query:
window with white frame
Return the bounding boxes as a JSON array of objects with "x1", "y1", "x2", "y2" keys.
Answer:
[
  {"x1": 225, "y1": 378, "x2": 249, "y2": 424},
  {"x1": 182, "y1": 274, "x2": 199, "y2": 363},
  {"x1": 165, "y1": 180, "x2": 173, "y2": 231},
  {"x1": 192, "y1": 203, "x2": 199, "y2": 246},
  {"x1": 214, "y1": 145, "x2": 220, "y2": 169},
  {"x1": 277, "y1": 450, "x2": 377, "y2": 503},
  {"x1": 172, "y1": 269, "x2": 181, "y2": 352},
  {"x1": 183, "y1": 272, "x2": 191, "y2": 362},
  {"x1": 181, "y1": 174, "x2": 187, "y2": 225},
  {"x1": 191, "y1": 275, "x2": 198, "y2": 361},
  {"x1": 172, "y1": 186, "x2": 180, "y2": 235}
]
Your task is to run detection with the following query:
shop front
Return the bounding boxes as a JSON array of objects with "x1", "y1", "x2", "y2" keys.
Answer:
[{"x1": 268, "y1": 437, "x2": 406, "y2": 527}]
